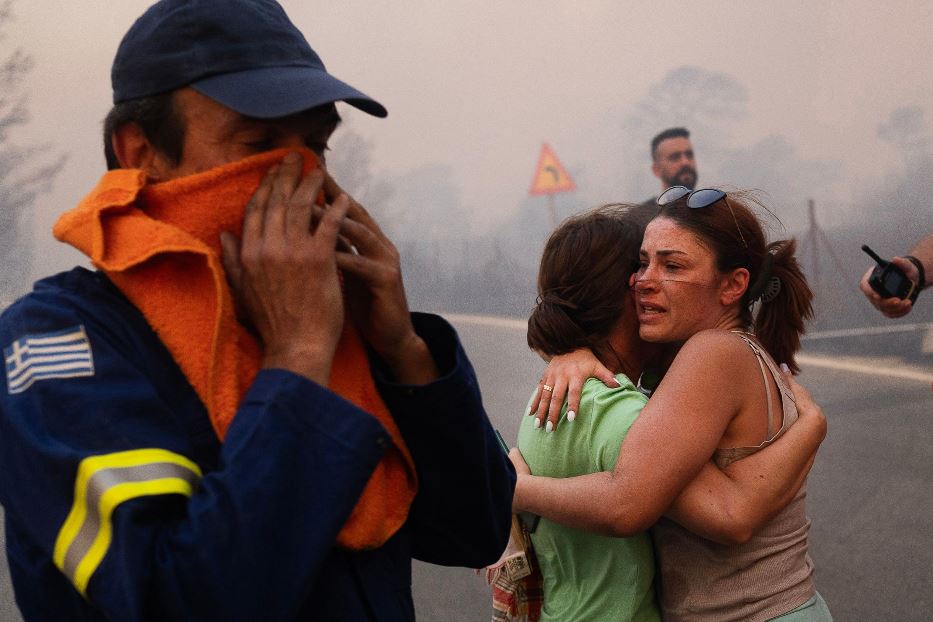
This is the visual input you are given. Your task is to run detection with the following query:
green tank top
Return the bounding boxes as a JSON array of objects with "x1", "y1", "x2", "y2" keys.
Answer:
[{"x1": 517, "y1": 374, "x2": 660, "y2": 622}]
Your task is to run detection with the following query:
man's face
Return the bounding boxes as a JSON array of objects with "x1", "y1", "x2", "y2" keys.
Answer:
[
  {"x1": 152, "y1": 88, "x2": 340, "y2": 181},
  {"x1": 652, "y1": 137, "x2": 697, "y2": 190}
]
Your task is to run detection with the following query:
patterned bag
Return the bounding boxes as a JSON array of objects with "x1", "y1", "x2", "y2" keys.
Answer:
[{"x1": 482, "y1": 514, "x2": 543, "y2": 621}]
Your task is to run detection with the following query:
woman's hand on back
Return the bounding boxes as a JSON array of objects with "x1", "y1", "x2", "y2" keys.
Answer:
[
  {"x1": 779, "y1": 364, "x2": 827, "y2": 444},
  {"x1": 528, "y1": 348, "x2": 619, "y2": 433}
]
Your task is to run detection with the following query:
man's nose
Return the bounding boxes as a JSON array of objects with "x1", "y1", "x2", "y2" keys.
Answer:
[
  {"x1": 279, "y1": 134, "x2": 307, "y2": 149},
  {"x1": 280, "y1": 135, "x2": 327, "y2": 165}
]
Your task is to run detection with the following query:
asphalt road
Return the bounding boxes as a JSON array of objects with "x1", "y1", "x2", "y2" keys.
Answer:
[
  {"x1": 1, "y1": 315, "x2": 931, "y2": 621},
  {"x1": 411, "y1": 316, "x2": 933, "y2": 622}
]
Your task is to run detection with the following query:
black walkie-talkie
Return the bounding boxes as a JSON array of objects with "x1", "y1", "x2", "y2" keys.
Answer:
[{"x1": 862, "y1": 245, "x2": 920, "y2": 303}]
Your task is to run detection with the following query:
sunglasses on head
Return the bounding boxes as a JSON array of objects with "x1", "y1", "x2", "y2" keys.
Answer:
[
  {"x1": 656, "y1": 186, "x2": 747, "y2": 248},
  {"x1": 657, "y1": 185, "x2": 725, "y2": 208}
]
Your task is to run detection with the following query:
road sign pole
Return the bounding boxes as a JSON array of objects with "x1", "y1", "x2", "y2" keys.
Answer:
[{"x1": 529, "y1": 143, "x2": 576, "y2": 227}]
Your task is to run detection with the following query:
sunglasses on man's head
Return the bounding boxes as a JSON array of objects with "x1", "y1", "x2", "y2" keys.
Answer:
[{"x1": 656, "y1": 185, "x2": 747, "y2": 248}]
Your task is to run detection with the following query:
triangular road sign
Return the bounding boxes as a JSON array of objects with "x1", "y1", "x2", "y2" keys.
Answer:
[{"x1": 529, "y1": 143, "x2": 576, "y2": 196}]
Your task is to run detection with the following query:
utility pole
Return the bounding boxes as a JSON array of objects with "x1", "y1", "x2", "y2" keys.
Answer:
[
  {"x1": 804, "y1": 198, "x2": 862, "y2": 305},
  {"x1": 808, "y1": 199, "x2": 819, "y2": 287}
]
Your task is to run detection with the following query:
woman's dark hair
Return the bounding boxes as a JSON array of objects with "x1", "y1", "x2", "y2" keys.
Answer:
[
  {"x1": 527, "y1": 204, "x2": 653, "y2": 357},
  {"x1": 102, "y1": 92, "x2": 185, "y2": 170},
  {"x1": 656, "y1": 190, "x2": 813, "y2": 372}
]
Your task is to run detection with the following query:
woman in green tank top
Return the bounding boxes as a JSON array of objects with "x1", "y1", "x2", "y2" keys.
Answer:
[{"x1": 517, "y1": 205, "x2": 660, "y2": 621}]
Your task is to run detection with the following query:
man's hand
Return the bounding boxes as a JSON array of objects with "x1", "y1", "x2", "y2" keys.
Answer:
[
  {"x1": 320, "y1": 173, "x2": 438, "y2": 385},
  {"x1": 220, "y1": 152, "x2": 350, "y2": 385},
  {"x1": 859, "y1": 256, "x2": 918, "y2": 318}
]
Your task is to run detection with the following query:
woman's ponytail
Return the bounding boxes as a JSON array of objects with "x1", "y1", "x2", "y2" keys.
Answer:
[{"x1": 753, "y1": 238, "x2": 814, "y2": 373}]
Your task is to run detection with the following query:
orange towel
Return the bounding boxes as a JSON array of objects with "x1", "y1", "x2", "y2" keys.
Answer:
[{"x1": 54, "y1": 148, "x2": 418, "y2": 550}]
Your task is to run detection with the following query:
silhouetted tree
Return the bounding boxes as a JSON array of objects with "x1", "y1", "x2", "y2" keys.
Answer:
[
  {"x1": 0, "y1": 0, "x2": 65, "y2": 304},
  {"x1": 878, "y1": 106, "x2": 931, "y2": 165},
  {"x1": 620, "y1": 66, "x2": 748, "y2": 199},
  {"x1": 862, "y1": 106, "x2": 933, "y2": 226},
  {"x1": 327, "y1": 125, "x2": 394, "y2": 224}
]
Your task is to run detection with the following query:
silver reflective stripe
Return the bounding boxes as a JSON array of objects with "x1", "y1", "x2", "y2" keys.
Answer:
[{"x1": 59, "y1": 461, "x2": 201, "y2": 584}]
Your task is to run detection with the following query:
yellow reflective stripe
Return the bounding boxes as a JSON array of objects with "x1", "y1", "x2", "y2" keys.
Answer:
[
  {"x1": 53, "y1": 449, "x2": 202, "y2": 596},
  {"x1": 72, "y1": 477, "x2": 195, "y2": 595},
  {"x1": 54, "y1": 449, "x2": 202, "y2": 568}
]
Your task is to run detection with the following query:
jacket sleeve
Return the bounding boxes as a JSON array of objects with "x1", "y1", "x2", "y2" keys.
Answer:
[
  {"x1": 372, "y1": 313, "x2": 516, "y2": 568},
  {"x1": 0, "y1": 287, "x2": 389, "y2": 622}
]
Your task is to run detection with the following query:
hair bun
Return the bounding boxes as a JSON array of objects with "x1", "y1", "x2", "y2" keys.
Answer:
[{"x1": 527, "y1": 297, "x2": 586, "y2": 355}]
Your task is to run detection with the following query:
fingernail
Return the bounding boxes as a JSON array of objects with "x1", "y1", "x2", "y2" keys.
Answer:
[
  {"x1": 533, "y1": 417, "x2": 541, "y2": 429},
  {"x1": 780, "y1": 363, "x2": 790, "y2": 373},
  {"x1": 283, "y1": 152, "x2": 300, "y2": 164},
  {"x1": 567, "y1": 410, "x2": 576, "y2": 422},
  {"x1": 545, "y1": 421, "x2": 554, "y2": 433}
]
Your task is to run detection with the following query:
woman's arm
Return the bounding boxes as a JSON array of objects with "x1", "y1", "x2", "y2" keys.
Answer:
[
  {"x1": 513, "y1": 331, "x2": 750, "y2": 536},
  {"x1": 666, "y1": 371, "x2": 827, "y2": 544}
]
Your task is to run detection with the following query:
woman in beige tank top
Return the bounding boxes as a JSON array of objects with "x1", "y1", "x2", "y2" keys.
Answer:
[{"x1": 511, "y1": 188, "x2": 832, "y2": 621}]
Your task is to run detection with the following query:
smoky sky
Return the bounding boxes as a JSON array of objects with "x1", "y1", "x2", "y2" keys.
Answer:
[{"x1": 10, "y1": 0, "x2": 933, "y2": 281}]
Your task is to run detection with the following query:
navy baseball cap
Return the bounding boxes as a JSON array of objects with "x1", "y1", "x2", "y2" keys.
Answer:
[{"x1": 111, "y1": 0, "x2": 387, "y2": 119}]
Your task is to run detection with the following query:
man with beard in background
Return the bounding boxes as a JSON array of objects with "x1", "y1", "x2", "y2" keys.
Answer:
[{"x1": 642, "y1": 127, "x2": 699, "y2": 205}]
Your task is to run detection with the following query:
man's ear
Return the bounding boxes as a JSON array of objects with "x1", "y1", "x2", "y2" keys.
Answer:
[
  {"x1": 651, "y1": 159, "x2": 661, "y2": 180},
  {"x1": 111, "y1": 122, "x2": 169, "y2": 180},
  {"x1": 721, "y1": 267, "x2": 750, "y2": 306}
]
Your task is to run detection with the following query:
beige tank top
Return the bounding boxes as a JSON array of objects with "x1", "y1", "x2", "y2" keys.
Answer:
[{"x1": 651, "y1": 332, "x2": 815, "y2": 622}]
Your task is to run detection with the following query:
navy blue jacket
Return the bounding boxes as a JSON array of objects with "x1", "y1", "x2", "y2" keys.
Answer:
[{"x1": 0, "y1": 268, "x2": 514, "y2": 621}]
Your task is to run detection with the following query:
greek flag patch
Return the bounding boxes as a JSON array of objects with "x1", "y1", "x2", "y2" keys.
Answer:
[{"x1": 4, "y1": 325, "x2": 95, "y2": 394}]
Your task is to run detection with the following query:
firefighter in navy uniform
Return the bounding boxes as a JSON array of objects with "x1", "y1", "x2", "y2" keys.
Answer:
[{"x1": 0, "y1": 1, "x2": 514, "y2": 620}]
